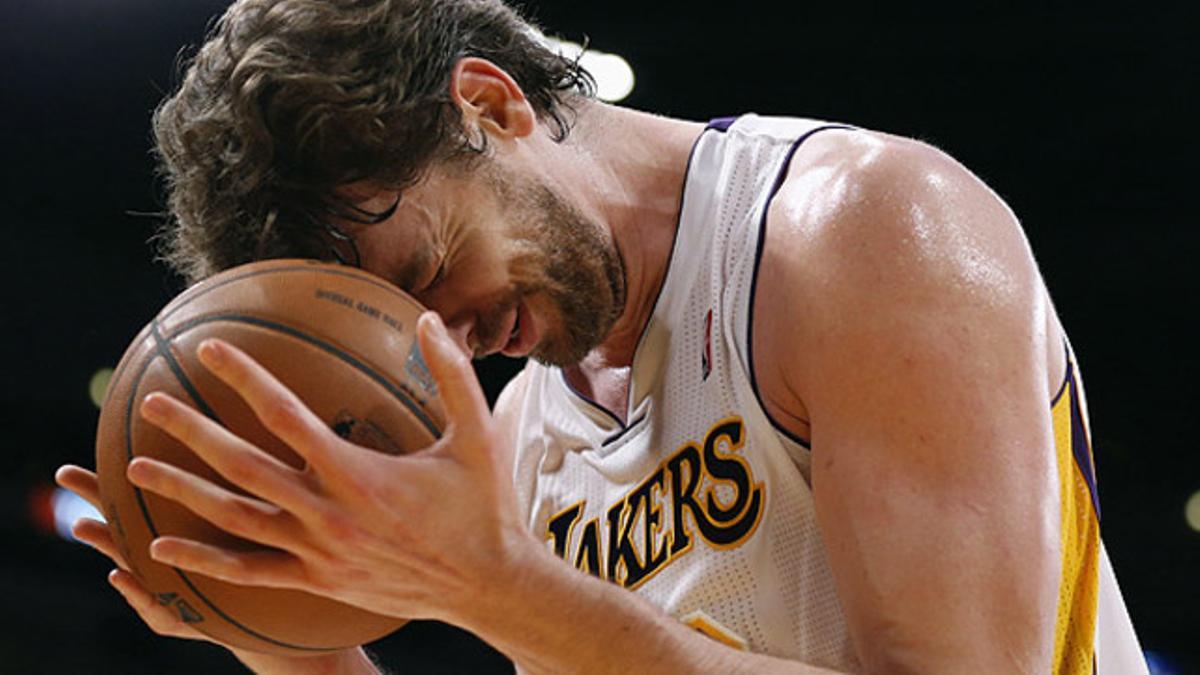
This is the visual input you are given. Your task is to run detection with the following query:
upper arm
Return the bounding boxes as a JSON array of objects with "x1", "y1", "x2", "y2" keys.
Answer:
[{"x1": 763, "y1": 133, "x2": 1061, "y2": 673}]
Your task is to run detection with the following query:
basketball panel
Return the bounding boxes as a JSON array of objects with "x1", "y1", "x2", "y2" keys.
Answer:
[
  {"x1": 156, "y1": 260, "x2": 442, "y2": 429},
  {"x1": 153, "y1": 322, "x2": 430, "y2": 651},
  {"x1": 94, "y1": 260, "x2": 439, "y2": 655}
]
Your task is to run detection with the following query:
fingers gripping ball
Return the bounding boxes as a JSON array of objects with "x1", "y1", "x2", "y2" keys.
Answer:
[{"x1": 94, "y1": 259, "x2": 446, "y2": 655}]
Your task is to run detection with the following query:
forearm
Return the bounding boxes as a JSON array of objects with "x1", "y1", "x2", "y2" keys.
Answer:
[
  {"x1": 455, "y1": 537, "x2": 843, "y2": 675},
  {"x1": 233, "y1": 647, "x2": 380, "y2": 675}
]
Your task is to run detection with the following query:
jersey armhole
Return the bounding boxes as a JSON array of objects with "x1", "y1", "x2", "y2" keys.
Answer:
[{"x1": 743, "y1": 124, "x2": 855, "y2": 452}]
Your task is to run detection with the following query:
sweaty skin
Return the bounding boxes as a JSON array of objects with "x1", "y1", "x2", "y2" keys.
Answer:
[
  {"x1": 60, "y1": 56, "x2": 1071, "y2": 674},
  {"x1": 754, "y1": 131, "x2": 1064, "y2": 673}
]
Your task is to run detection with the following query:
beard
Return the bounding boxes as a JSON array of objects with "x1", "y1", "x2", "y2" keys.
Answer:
[{"x1": 485, "y1": 170, "x2": 626, "y2": 367}]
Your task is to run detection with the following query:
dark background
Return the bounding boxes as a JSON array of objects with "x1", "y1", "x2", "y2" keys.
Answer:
[{"x1": 1, "y1": 0, "x2": 1195, "y2": 672}]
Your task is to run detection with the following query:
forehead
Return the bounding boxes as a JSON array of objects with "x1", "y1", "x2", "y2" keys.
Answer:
[
  {"x1": 334, "y1": 168, "x2": 502, "y2": 288},
  {"x1": 335, "y1": 182, "x2": 439, "y2": 291}
]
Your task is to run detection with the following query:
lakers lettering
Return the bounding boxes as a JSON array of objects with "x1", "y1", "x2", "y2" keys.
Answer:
[{"x1": 546, "y1": 417, "x2": 765, "y2": 590}]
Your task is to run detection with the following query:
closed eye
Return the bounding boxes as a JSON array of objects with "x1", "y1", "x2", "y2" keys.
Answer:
[{"x1": 422, "y1": 260, "x2": 447, "y2": 292}]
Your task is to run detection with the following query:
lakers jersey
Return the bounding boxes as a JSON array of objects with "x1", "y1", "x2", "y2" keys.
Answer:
[{"x1": 506, "y1": 114, "x2": 1145, "y2": 673}]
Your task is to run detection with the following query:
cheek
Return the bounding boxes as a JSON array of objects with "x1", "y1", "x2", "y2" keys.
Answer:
[
  {"x1": 523, "y1": 290, "x2": 567, "y2": 343},
  {"x1": 499, "y1": 236, "x2": 552, "y2": 290},
  {"x1": 423, "y1": 243, "x2": 524, "y2": 312}
]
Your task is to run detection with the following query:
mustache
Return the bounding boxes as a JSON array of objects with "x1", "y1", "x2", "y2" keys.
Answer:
[
  {"x1": 471, "y1": 308, "x2": 513, "y2": 358},
  {"x1": 469, "y1": 285, "x2": 534, "y2": 359}
]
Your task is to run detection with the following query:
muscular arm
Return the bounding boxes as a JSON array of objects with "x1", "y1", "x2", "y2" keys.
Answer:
[{"x1": 756, "y1": 131, "x2": 1063, "y2": 673}]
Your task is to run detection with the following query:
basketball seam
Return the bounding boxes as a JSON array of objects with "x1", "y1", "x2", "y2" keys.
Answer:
[
  {"x1": 168, "y1": 313, "x2": 441, "y2": 439},
  {"x1": 161, "y1": 262, "x2": 422, "y2": 324},
  {"x1": 129, "y1": 321, "x2": 339, "y2": 652}
]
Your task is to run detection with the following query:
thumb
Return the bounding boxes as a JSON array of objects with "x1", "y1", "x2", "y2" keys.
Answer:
[{"x1": 416, "y1": 312, "x2": 490, "y2": 433}]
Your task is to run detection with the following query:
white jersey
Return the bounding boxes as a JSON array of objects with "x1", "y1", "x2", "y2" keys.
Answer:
[
  {"x1": 509, "y1": 114, "x2": 860, "y2": 669},
  {"x1": 506, "y1": 114, "x2": 1145, "y2": 673}
]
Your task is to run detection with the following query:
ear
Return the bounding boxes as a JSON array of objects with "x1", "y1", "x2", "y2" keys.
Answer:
[{"x1": 449, "y1": 57, "x2": 537, "y2": 141}]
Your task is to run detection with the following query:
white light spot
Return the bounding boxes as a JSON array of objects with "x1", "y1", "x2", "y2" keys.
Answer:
[
  {"x1": 1186, "y1": 491, "x2": 1200, "y2": 533},
  {"x1": 582, "y1": 52, "x2": 635, "y2": 102},
  {"x1": 543, "y1": 36, "x2": 635, "y2": 102},
  {"x1": 53, "y1": 487, "x2": 105, "y2": 541},
  {"x1": 89, "y1": 367, "x2": 114, "y2": 409}
]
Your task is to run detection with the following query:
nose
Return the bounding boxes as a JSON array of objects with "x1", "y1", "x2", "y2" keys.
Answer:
[{"x1": 440, "y1": 315, "x2": 475, "y2": 357}]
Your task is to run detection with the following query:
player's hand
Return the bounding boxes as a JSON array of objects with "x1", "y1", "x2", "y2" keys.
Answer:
[
  {"x1": 54, "y1": 465, "x2": 377, "y2": 675},
  {"x1": 54, "y1": 464, "x2": 219, "y2": 643},
  {"x1": 122, "y1": 311, "x2": 536, "y2": 624}
]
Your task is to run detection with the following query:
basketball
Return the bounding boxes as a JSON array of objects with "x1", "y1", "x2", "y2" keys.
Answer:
[{"x1": 94, "y1": 258, "x2": 446, "y2": 655}]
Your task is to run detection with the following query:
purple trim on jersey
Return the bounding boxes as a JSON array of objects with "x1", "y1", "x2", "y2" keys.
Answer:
[
  {"x1": 1067, "y1": 364, "x2": 1102, "y2": 520},
  {"x1": 1050, "y1": 339, "x2": 1072, "y2": 407},
  {"x1": 745, "y1": 124, "x2": 856, "y2": 451},
  {"x1": 1047, "y1": 344, "x2": 1101, "y2": 521},
  {"x1": 706, "y1": 116, "x2": 739, "y2": 132},
  {"x1": 558, "y1": 369, "x2": 625, "y2": 429},
  {"x1": 602, "y1": 413, "x2": 648, "y2": 448}
]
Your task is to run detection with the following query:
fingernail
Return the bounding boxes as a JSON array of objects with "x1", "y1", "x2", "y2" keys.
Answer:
[
  {"x1": 197, "y1": 339, "x2": 224, "y2": 367},
  {"x1": 419, "y1": 311, "x2": 444, "y2": 335},
  {"x1": 140, "y1": 393, "x2": 168, "y2": 421},
  {"x1": 125, "y1": 462, "x2": 144, "y2": 486},
  {"x1": 126, "y1": 458, "x2": 156, "y2": 487},
  {"x1": 421, "y1": 312, "x2": 454, "y2": 347}
]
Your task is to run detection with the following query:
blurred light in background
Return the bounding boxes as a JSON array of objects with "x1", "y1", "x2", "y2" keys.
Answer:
[
  {"x1": 89, "y1": 366, "x2": 114, "y2": 409},
  {"x1": 543, "y1": 36, "x2": 635, "y2": 102},
  {"x1": 1185, "y1": 490, "x2": 1200, "y2": 532},
  {"x1": 52, "y1": 487, "x2": 104, "y2": 541},
  {"x1": 28, "y1": 485, "x2": 105, "y2": 542},
  {"x1": 1146, "y1": 650, "x2": 1185, "y2": 674}
]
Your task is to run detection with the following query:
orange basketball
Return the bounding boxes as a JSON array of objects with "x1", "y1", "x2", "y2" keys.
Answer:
[{"x1": 94, "y1": 259, "x2": 445, "y2": 655}]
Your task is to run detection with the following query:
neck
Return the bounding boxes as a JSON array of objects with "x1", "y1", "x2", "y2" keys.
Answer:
[{"x1": 547, "y1": 103, "x2": 704, "y2": 370}]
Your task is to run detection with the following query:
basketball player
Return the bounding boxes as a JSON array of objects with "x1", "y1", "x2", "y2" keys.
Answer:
[{"x1": 55, "y1": 0, "x2": 1147, "y2": 672}]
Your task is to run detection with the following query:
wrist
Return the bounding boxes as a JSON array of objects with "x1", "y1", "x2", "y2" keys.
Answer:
[
  {"x1": 445, "y1": 524, "x2": 547, "y2": 629},
  {"x1": 449, "y1": 531, "x2": 678, "y2": 673},
  {"x1": 443, "y1": 535, "x2": 782, "y2": 675},
  {"x1": 232, "y1": 646, "x2": 378, "y2": 675}
]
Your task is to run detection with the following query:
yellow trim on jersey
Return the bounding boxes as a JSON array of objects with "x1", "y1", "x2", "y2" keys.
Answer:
[
  {"x1": 1051, "y1": 363, "x2": 1099, "y2": 675},
  {"x1": 681, "y1": 610, "x2": 749, "y2": 651}
]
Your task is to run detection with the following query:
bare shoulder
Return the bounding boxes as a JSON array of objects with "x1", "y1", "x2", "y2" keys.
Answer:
[
  {"x1": 754, "y1": 128, "x2": 1065, "y2": 407},
  {"x1": 769, "y1": 129, "x2": 1037, "y2": 301},
  {"x1": 758, "y1": 130, "x2": 1072, "y2": 673}
]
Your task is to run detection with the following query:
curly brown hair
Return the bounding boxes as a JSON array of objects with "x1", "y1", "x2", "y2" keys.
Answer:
[{"x1": 152, "y1": 0, "x2": 594, "y2": 283}]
